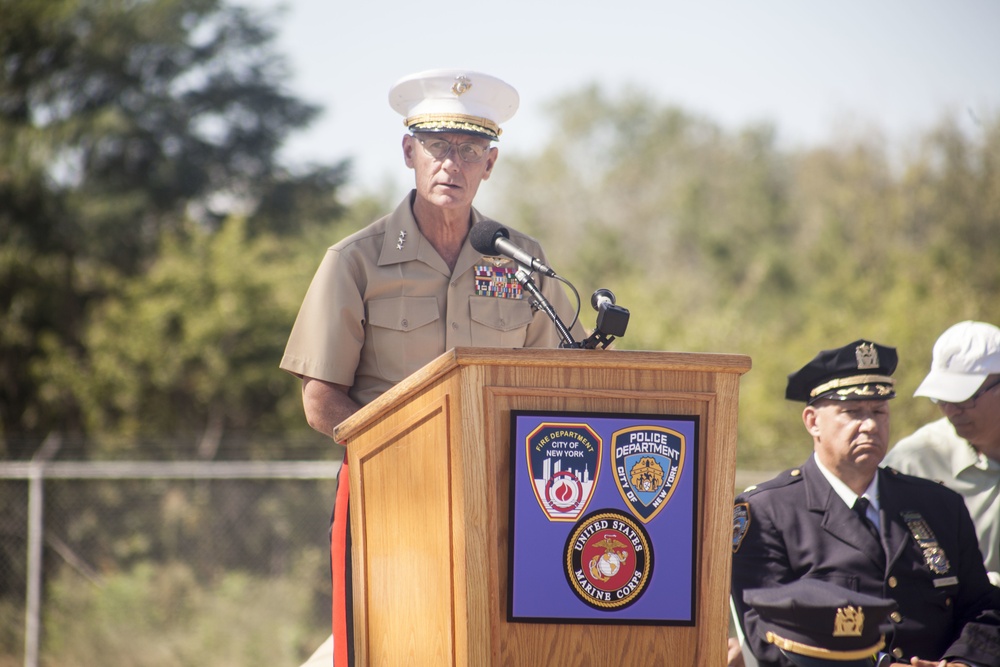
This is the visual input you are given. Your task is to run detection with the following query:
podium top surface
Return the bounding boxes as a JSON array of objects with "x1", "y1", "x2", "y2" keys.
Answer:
[
  {"x1": 333, "y1": 347, "x2": 751, "y2": 443},
  {"x1": 447, "y1": 346, "x2": 752, "y2": 372}
]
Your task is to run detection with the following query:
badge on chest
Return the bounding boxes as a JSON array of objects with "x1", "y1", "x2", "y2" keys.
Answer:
[{"x1": 901, "y1": 511, "x2": 952, "y2": 575}]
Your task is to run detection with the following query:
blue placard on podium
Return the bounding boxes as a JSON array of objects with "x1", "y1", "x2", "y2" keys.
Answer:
[{"x1": 508, "y1": 410, "x2": 699, "y2": 624}]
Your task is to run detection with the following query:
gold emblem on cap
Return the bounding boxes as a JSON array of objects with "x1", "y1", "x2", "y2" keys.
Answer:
[
  {"x1": 833, "y1": 605, "x2": 865, "y2": 637},
  {"x1": 451, "y1": 75, "x2": 472, "y2": 96},
  {"x1": 856, "y1": 342, "x2": 879, "y2": 370}
]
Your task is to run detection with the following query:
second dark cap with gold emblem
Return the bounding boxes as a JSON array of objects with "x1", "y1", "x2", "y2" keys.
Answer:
[
  {"x1": 785, "y1": 340, "x2": 897, "y2": 404},
  {"x1": 744, "y1": 579, "x2": 897, "y2": 666}
]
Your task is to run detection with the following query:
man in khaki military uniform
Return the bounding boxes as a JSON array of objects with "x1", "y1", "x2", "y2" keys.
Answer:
[{"x1": 281, "y1": 68, "x2": 583, "y2": 667}]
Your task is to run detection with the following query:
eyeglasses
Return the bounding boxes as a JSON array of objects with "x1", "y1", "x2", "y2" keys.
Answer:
[
  {"x1": 931, "y1": 376, "x2": 1000, "y2": 409},
  {"x1": 413, "y1": 135, "x2": 491, "y2": 163}
]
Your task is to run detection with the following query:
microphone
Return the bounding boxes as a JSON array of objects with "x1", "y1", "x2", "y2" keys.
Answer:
[
  {"x1": 591, "y1": 288, "x2": 616, "y2": 312},
  {"x1": 470, "y1": 220, "x2": 557, "y2": 277},
  {"x1": 590, "y1": 288, "x2": 629, "y2": 338}
]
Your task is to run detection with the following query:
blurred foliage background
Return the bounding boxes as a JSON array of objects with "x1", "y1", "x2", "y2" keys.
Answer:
[
  {"x1": 1, "y1": 0, "x2": 998, "y2": 663},
  {"x1": 484, "y1": 84, "x2": 1000, "y2": 469}
]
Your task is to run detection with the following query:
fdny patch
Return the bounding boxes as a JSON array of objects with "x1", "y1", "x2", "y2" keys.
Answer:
[
  {"x1": 526, "y1": 423, "x2": 601, "y2": 521},
  {"x1": 474, "y1": 264, "x2": 522, "y2": 299},
  {"x1": 564, "y1": 509, "x2": 653, "y2": 611},
  {"x1": 611, "y1": 426, "x2": 685, "y2": 523},
  {"x1": 732, "y1": 503, "x2": 751, "y2": 554}
]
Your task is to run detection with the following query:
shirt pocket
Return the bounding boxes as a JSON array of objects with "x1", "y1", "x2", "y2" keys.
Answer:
[
  {"x1": 366, "y1": 296, "x2": 442, "y2": 382},
  {"x1": 469, "y1": 296, "x2": 534, "y2": 347}
]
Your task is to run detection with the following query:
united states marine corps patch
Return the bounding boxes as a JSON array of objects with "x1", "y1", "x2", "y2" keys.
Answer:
[
  {"x1": 564, "y1": 509, "x2": 653, "y2": 611},
  {"x1": 611, "y1": 426, "x2": 685, "y2": 523},
  {"x1": 732, "y1": 503, "x2": 751, "y2": 554}
]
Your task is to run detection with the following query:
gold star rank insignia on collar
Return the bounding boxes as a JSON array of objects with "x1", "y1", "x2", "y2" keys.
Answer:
[{"x1": 396, "y1": 230, "x2": 407, "y2": 250}]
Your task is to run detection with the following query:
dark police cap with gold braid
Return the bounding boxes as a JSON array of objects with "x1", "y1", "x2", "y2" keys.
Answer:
[
  {"x1": 785, "y1": 340, "x2": 897, "y2": 404},
  {"x1": 744, "y1": 579, "x2": 897, "y2": 666}
]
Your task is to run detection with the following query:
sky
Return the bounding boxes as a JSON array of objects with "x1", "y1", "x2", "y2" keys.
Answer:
[{"x1": 239, "y1": 0, "x2": 1000, "y2": 196}]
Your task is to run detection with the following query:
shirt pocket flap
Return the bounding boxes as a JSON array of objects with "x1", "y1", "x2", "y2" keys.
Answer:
[
  {"x1": 367, "y1": 296, "x2": 440, "y2": 332},
  {"x1": 469, "y1": 297, "x2": 534, "y2": 332}
]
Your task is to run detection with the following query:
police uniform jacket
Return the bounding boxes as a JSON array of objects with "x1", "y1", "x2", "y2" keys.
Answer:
[
  {"x1": 885, "y1": 417, "x2": 1000, "y2": 583},
  {"x1": 731, "y1": 454, "x2": 1000, "y2": 667},
  {"x1": 280, "y1": 190, "x2": 585, "y2": 408}
]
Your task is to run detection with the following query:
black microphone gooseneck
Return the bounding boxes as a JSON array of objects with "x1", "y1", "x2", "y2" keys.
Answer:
[{"x1": 512, "y1": 266, "x2": 578, "y2": 348}]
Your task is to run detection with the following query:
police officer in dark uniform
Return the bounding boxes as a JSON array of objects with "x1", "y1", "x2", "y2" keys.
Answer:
[{"x1": 731, "y1": 340, "x2": 1000, "y2": 667}]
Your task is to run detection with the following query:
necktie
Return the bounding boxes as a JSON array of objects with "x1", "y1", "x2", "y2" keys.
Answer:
[{"x1": 853, "y1": 497, "x2": 885, "y2": 559}]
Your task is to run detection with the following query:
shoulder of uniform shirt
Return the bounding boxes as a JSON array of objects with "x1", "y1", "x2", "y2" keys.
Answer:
[
  {"x1": 882, "y1": 467, "x2": 971, "y2": 515},
  {"x1": 736, "y1": 467, "x2": 805, "y2": 500},
  {"x1": 881, "y1": 465, "x2": 952, "y2": 490},
  {"x1": 329, "y1": 215, "x2": 392, "y2": 252}
]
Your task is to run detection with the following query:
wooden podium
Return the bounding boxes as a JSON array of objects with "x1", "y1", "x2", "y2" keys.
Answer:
[{"x1": 334, "y1": 347, "x2": 751, "y2": 666}]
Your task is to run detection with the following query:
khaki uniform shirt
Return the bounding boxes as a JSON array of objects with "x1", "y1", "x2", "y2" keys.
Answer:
[
  {"x1": 280, "y1": 192, "x2": 585, "y2": 407},
  {"x1": 884, "y1": 417, "x2": 1000, "y2": 584}
]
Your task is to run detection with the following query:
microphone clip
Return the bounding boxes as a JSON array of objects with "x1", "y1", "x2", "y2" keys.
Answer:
[{"x1": 578, "y1": 288, "x2": 630, "y2": 349}]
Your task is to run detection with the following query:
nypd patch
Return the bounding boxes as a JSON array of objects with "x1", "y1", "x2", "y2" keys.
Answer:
[
  {"x1": 733, "y1": 502, "x2": 751, "y2": 554},
  {"x1": 610, "y1": 426, "x2": 685, "y2": 523}
]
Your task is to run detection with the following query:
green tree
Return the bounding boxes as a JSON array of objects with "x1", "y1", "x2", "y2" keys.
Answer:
[
  {"x1": 38, "y1": 217, "x2": 314, "y2": 457},
  {"x1": 488, "y1": 85, "x2": 1000, "y2": 470},
  {"x1": 0, "y1": 0, "x2": 348, "y2": 457}
]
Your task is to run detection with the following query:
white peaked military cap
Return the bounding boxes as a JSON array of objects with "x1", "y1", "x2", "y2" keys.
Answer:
[{"x1": 388, "y1": 68, "x2": 519, "y2": 140}]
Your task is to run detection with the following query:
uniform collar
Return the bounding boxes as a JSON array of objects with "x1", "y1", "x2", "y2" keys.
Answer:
[
  {"x1": 378, "y1": 192, "x2": 424, "y2": 266},
  {"x1": 377, "y1": 190, "x2": 492, "y2": 277},
  {"x1": 812, "y1": 453, "x2": 881, "y2": 513}
]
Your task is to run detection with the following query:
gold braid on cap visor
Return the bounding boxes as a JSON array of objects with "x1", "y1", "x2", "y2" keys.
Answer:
[
  {"x1": 809, "y1": 375, "x2": 896, "y2": 399},
  {"x1": 405, "y1": 113, "x2": 501, "y2": 139},
  {"x1": 764, "y1": 631, "x2": 885, "y2": 661}
]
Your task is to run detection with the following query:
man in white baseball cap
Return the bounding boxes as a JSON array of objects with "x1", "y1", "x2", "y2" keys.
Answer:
[{"x1": 884, "y1": 320, "x2": 1000, "y2": 584}]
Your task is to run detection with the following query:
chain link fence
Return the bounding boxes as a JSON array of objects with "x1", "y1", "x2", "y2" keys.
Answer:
[{"x1": 0, "y1": 451, "x2": 341, "y2": 667}]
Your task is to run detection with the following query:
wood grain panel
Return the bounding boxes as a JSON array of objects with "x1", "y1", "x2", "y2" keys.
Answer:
[
  {"x1": 354, "y1": 394, "x2": 456, "y2": 666},
  {"x1": 341, "y1": 348, "x2": 751, "y2": 666}
]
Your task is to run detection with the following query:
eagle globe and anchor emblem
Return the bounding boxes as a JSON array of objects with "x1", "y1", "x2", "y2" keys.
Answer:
[{"x1": 589, "y1": 534, "x2": 629, "y2": 582}]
